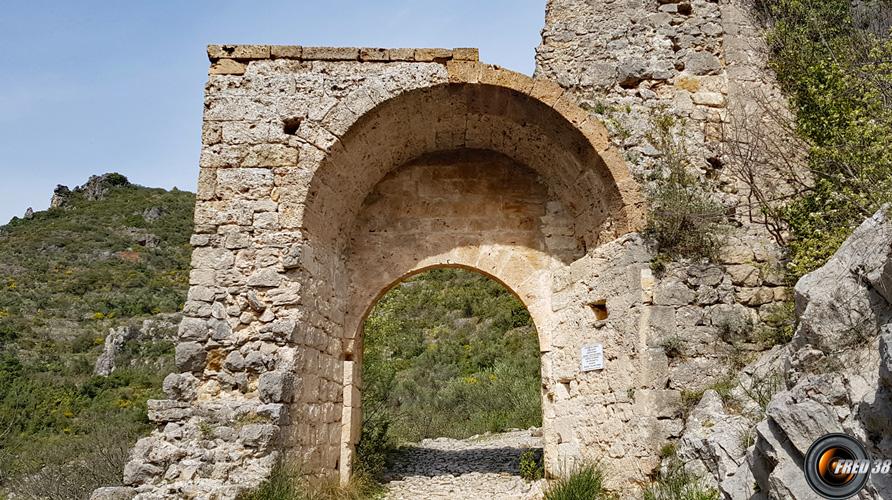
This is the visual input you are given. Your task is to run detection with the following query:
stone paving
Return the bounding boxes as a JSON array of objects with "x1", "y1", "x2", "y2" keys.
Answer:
[{"x1": 381, "y1": 429, "x2": 546, "y2": 499}]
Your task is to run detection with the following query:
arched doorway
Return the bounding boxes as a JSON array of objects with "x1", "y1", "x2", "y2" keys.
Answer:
[
  {"x1": 356, "y1": 266, "x2": 544, "y2": 493},
  {"x1": 275, "y1": 69, "x2": 644, "y2": 483}
]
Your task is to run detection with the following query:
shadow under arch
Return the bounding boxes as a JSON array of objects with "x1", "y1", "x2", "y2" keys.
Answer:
[{"x1": 301, "y1": 77, "x2": 644, "y2": 258}]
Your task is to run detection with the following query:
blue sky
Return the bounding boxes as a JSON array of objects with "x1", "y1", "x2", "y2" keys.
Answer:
[{"x1": 0, "y1": 1, "x2": 545, "y2": 224}]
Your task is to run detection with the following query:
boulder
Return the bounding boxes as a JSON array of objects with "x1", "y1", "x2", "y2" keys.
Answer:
[
  {"x1": 684, "y1": 207, "x2": 892, "y2": 498},
  {"x1": 792, "y1": 205, "x2": 892, "y2": 354},
  {"x1": 676, "y1": 390, "x2": 750, "y2": 485}
]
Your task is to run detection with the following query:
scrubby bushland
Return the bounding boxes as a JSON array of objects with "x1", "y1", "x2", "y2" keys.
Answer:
[
  {"x1": 0, "y1": 179, "x2": 192, "y2": 496},
  {"x1": 753, "y1": 0, "x2": 892, "y2": 279},
  {"x1": 238, "y1": 461, "x2": 381, "y2": 500},
  {"x1": 357, "y1": 268, "x2": 542, "y2": 474}
]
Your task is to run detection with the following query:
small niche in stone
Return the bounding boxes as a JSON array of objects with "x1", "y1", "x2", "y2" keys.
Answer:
[
  {"x1": 283, "y1": 117, "x2": 303, "y2": 135},
  {"x1": 589, "y1": 300, "x2": 608, "y2": 320}
]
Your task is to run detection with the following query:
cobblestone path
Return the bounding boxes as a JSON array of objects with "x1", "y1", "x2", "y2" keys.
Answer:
[{"x1": 380, "y1": 429, "x2": 546, "y2": 499}]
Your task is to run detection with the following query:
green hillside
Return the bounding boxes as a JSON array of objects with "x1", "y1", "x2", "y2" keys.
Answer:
[{"x1": 0, "y1": 175, "x2": 193, "y2": 498}]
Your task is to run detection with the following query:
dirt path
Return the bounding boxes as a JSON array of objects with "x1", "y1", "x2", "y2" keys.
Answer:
[{"x1": 380, "y1": 428, "x2": 546, "y2": 499}]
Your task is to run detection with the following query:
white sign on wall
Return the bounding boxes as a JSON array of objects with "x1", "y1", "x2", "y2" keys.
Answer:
[{"x1": 580, "y1": 344, "x2": 604, "y2": 372}]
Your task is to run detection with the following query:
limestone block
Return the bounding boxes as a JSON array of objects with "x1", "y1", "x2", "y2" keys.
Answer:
[
  {"x1": 176, "y1": 342, "x2": 207, "y2": 373},
  {"x1": 209, "y1": 59, "x2": 246, "y2": 76},
  {"x1": 242, "y1": 144, "x2": 298, "y2": 168},
  {"x1": 385, "y1": 48, "x2": 415, "y2": 61},
  {"x1": 123, "y1": 460, "x2": 163, "y2": 486},
  {"x1": 162, "y1": 372, "x2": 199, "y2": 401},
  {"x1": 726, "y1": 264, "x2": 760, "y2": 286},
  {"x1": 270, "y1": 45, "x2": 302, "y2": 59},
  {"x1": 692, "y1": 91, "x2": 726, "y2": 107},
  {"x1": 178, "y1": 317, "x2": 209, "y2": 342},
  {"x1": 240, "y1": 424, "x2": 279, "y2": 448},
  {"x1": 192, "y1": 247, "x2": 235, "y2": 270},
  {"x1": 147, "y1": 400, "x2": 192, "y2": 423},
  {"x1": 208, "y1": 44, "x2": 270, "y2": 60},
  {"x1": 258, "y1": 371, "x2": 294, "y2": 403},
  {"x1": 414, "y1": 48, "x2": 452, "y2": 61},
  {"x1": 189, "y1": 269, "x2": 215, "y2": 286},
  {"x1": 247, "y1": 268, "x2": 282, "y2": 288},
  {"x1": 359, "y1": 47, "x2": 388, "y2": 61},
  {"x1": 452, "y1": 47, "x2": 479, "y2": 61},
  {"x1": 653, "y1": 280, "x2": 695, "y2": 306},
  {"x1": 302, "y1": 47, "x2": 359, "y2": 61},
  {"x1": 216, "y1": 168, "x2": 274, "y2": 200},
  {"x1": 685, "y1": 51, "x2": 723, "y2": 75},
  {"x1": 446, "y1": 60, "x2": 481, "y2": 83},
  {"x1": 530, "y1": 78, "x2": 564, "y2": 106}
]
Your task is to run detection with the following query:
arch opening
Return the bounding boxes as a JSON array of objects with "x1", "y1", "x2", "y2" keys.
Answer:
[{"x1": 349, "y1": 266, "x2": 545, "y2": 487}]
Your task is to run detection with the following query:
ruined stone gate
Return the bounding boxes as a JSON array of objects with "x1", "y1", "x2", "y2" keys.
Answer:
[{"x1": 114, "y1": 0, "x2": 794, "y2": 497}]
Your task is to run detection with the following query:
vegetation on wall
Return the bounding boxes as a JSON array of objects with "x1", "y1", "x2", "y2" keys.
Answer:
[
  {"x1": 644, "y1": 113, "x2": 728, "y2": 265},
  {"x1": 756, "y1": 0, "x2": 892, "y2": 279}
]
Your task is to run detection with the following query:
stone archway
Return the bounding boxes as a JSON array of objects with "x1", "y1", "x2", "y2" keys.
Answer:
[
  {"x1": 285, "y1": 67, "x2": 646, "y2": 482},
  {"x1": 120, "y1": 51, "x2": 664, "y2": 499}
]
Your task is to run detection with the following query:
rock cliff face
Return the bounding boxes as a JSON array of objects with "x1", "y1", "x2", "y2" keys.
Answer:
[{"x1": 675, "y1": 206, "x2": 892, "y2": 499}]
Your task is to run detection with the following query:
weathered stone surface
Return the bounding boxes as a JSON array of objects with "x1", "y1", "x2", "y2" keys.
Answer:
[
  {"x1": 793, "y1": 205, "x2": 892, "y2": 354},
  {"x1": 90, "y1": 487, "x2": 136, "y2": 500},
  {"x1": 685, "y1": 51, "x2": 723, "y2": 75},
  {"x1": 684, "y1": 207, "x2": 892, "y2": 499},
  {"x1": 107, "y1": 0, "x2": 808, "y2": 496},
  {"x1": 175, "y1": 342, "x2": 207, "y2": 373},
  {"x1": 258, "y1": 371, "x2": 294, "y2": 403},
  {"x1": 163, "y1": 372, "x2": 199, "y2": 401},
  {"x1": 240, "y1": 423, "x2": 278, "y2": 448},
  {"x1": 676, "y1": 390, "x2": 749, "y2": 487},
  {"x1": 247, "y1": 268, "x2": 282, "y2": 288}
]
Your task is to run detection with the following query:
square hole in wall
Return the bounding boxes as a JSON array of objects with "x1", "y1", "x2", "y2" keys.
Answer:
[{"x1": 589, "y1": 300, "x2": 608, "y2": 320}]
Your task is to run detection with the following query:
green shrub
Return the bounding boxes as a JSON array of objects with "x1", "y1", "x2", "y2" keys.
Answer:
[
  {"x1": 643, "y1": 460, "x2": 719, "y2": 500},
  {"x1": 238, "y1": 461, "x2": 381, "y2": 500},
  {"x1": 360, "y1": 268, "x2": 542, "y2": 445},
  {"x1": 354, "y1": 411, "x2": 393, "y2": 481},
  {"x1": 659, "y1": 443, "x2": 678, "y2": 460},
  {"x1": 644, "y1": 114, "x2": 727, "y2": 261},
  {"x1": 661, "y1": 335, "x2": 685, "y2": 359},
  {"x1": 519, "y1": 449, "x2": 544, "y2": 481},
  {"x1": 544, "y1": 463, "x2": 614, "y2": 500},
  {"x1": 4, "y1": 425, "x2": 138, "y2": 500},
  {"x1": 755, "y1": 301, "x2": 795, "y2": 347},
  {"x1": 754, "y1": 0, "x2": 892, "y2": 280}
]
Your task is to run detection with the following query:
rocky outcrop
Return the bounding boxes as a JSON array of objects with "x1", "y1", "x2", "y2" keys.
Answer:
[
  {"x1": 674, "y1": 206, "x2": 892, "y2": 499},
  {"x1": 677, "y1": 390, "x2": 750, "y2": 487},
  {"x1": 94, "y1": 314, "x2": 181, "y2": 376},
  {"x1": 50, "y1": 173, "x2": 131, "y2": 209}
]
